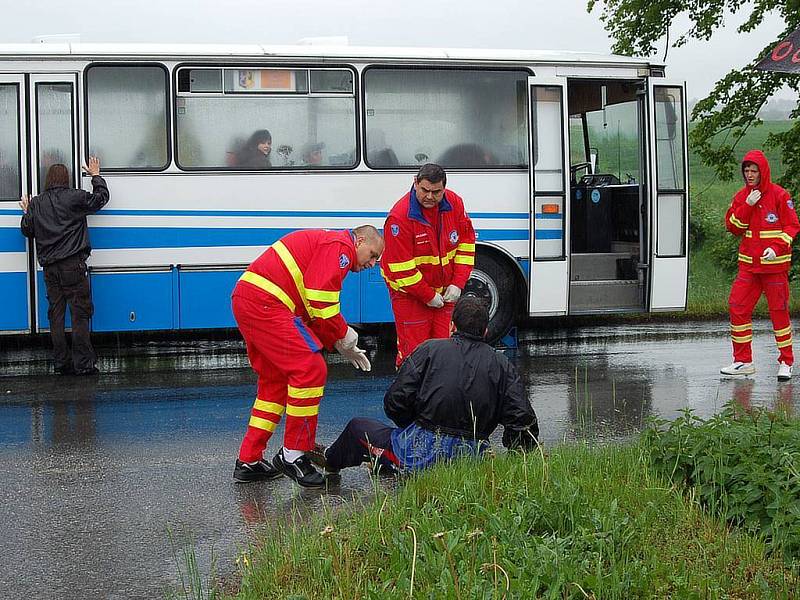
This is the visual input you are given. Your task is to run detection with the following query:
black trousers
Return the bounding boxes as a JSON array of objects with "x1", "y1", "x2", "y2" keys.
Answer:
[
  {"x1": 325, "y1": 417, "x2": 400, "y2": 472},
  {"x1": 43, "y1": 254, "x2": 96, "y2": 372}
]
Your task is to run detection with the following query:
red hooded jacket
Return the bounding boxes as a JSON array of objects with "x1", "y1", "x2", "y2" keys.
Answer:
[{"x1": 725, "y1": 150, "x2": 799, "y2": 273}]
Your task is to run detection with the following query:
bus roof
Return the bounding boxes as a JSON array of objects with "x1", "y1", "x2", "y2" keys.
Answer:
[{"x1": 0, "y1": 42, "x2": 662, "y2": 68}]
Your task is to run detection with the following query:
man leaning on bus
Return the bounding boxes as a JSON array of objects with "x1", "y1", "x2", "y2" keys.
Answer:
[
  {"x1": 231, "y1": 225, "x2": 384, "y2": 487},
  {"x1": 381, "y1": 163, "x2": 476, "y2": 368}
]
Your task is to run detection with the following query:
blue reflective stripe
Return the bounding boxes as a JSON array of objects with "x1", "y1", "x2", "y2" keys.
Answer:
[
  {"x1": 534, "y1": 213, "x2": 562, "y2": 219},
  {"x1": 0, "y1": 228, "x2": 26, "y2": 251},
  {"x1": 293, "y1": 317, "x2": 321, "y2": 353},
  {"x1": 535, "y1": 230, "x2": 563, "y2": 240}
]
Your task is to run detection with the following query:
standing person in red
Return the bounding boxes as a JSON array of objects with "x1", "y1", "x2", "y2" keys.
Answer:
[
  {"x1": 232, "y1": 225, "x2": 384, "y2": 487},
  {"x1": 382, "y1": 163, "x2": 476, "y2": 367},
  {"x1": 721, "y1": 150, "x2": 799, "y2": 381}
]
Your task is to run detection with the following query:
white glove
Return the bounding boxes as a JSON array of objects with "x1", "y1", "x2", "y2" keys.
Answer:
[
  {"x1": 334, "y1": 326, "x2": 358, "y2": 352},
  {"x1": 746, "y1": 190, "x2": 761, "y2": 206},
  {"x1": 339, "y1": 345, "x2": 371, "y2": 371},
  {"x1": 426, "y1": 293, "x2": 444, "y2": 308},
  {"x1": 442, "y1": 284, "x2": 462, "y2": 303},
  {"x1": 762, "y1": 247, "x2": 777, "y2": 261}
]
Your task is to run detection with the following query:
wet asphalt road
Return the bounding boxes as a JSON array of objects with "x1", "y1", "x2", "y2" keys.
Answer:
[{"x1": 0, "y1": 319, "x2": 797, "y2": 599}]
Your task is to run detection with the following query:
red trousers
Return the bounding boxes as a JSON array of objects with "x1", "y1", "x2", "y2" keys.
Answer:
[
  {"x1": 232, "y1": 294, "x2": 327, "y2": 462},
  {"x1": 390, "y1": 292, "x2": 454, "y2": 368},
  {"x1": 728, "y1": 270, "x2": 793, "y2": 365}
]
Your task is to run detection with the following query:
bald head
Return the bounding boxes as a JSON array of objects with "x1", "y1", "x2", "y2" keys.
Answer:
[{"x1": 353, "y1": 225, "x2": 384, "y2": 271}]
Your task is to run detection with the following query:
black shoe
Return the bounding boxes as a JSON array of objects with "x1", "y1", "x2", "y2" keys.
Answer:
[
  {"x1": 75, "y1": 367, "x2": 100, "y2": 376},
  {"x1": 307, "y1": 443, "x2": 339, "y2": 474},
  {"x1": 55, "y1": 365, "x2": 76, "y2": 376},
  {"x1": 233, "y1": 458, "x2": 282, "y2": 483},
  {"x1": 272, "y1": 450, "x2": 325, "y2": 488}
]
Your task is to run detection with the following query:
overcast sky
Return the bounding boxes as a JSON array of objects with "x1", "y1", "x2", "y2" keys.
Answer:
[{"x1": 2, "y1": 0, "x2": 796, "y2": 101}]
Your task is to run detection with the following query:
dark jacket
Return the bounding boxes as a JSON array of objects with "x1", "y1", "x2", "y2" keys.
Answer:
[
  {"x1": 20, "y1": 176, "x2": 109, "y2": 266},
  {"x1": 384, "y1": 331, "x2": 539, "y2": 449}
]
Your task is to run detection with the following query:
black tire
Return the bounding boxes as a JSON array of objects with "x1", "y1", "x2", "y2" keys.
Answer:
[{"x1": 463, "y1": 250, "x2": 517, "y2": 344}]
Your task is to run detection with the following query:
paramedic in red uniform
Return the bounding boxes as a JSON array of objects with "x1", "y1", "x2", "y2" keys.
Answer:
[
  {"x1": 721, "y1": 150, "x2": 799, "y2": 381},
  {"x1": 382, "y1": 163, "x2": 476, "y2": 367},
  {"x1": 232, "y1": 225, "x2": 384, "y2": 487}
]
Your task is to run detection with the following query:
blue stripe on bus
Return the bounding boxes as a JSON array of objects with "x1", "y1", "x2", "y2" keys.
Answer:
[
  {"x1": 534, "y1": 213, "x2": 562, "y2": 219},
  {"x1": 88, "y1": 227, "x2": 530, "y2": 249},
  {"x1": 534, "y1": 230, "x2": 563, "y2": 240},
  {"x1": 99, "y1": 209, "x2": 529, "y2": 219},
  {"x1": 0, "y1": 229, "x2": 26, "y2": 251}
]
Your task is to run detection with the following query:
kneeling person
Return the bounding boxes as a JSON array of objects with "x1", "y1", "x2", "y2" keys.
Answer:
[{"x1": 314, "y1": 296, "x2": 539, "y2": 474}]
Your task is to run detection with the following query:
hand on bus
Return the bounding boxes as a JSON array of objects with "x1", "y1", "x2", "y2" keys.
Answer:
[
  {"x1": 746, "y1": 189, "x2": 761, "y2": 206},
  {"x1": 82, "y1": 156, "x2": 101, "y2": 177},
  {"x1": 19, "y1": 194, "x2": 30, "y2": 213},
  {"x1": 761, "y1": 247, "x2": 777, "y2": 261},
  {"x1": 426, "y1": 293, "x2": 444, "y2": 309},
  {"x1": 443, "y1": 284, "x2": 462, "y2": 303},
  {"x1": 340, "y1": 345, "x2": 371, "y2": 371}
]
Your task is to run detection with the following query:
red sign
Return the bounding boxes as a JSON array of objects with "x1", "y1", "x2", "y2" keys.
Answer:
[{"x1": 755, "y1": 26, "x2": 800, "y2": 74}]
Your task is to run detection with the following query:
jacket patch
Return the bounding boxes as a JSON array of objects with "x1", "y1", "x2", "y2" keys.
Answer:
[
  {"x1": 339, "y1": 253, "x2": 350, "y2": 269},
  {"x1": 391, "y1": 223, "x2": 400, "y2": 236},
  {"x1": 788, "y1": 200, "x2": 795, "y2": 210},
  {"x1": 449, "y1": 230, "x2": 458, "y2": 244},
  {"x1": 766, "y1": 212, "x2": 778, "y2": 223}
]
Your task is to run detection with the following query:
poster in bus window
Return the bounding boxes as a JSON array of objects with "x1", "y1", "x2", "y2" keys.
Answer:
[{"x1": 232, "y1": 69, "x2": 296, "y2": 92}]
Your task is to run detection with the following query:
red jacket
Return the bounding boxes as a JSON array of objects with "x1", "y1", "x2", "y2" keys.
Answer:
[
  {"x1": 233, "y1": 229, "x2": 355, "y2": 349},
  {"x1": 382, "y1": 186, "x2": 476, "y2": 303},
  {"x1": 725, "y1": 150, "x2": 799, "y2": 273}
]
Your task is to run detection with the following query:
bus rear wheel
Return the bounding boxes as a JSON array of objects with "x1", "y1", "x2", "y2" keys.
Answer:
[{"x1": 463, "y1": 251, "x2": 517, "y2": 344}]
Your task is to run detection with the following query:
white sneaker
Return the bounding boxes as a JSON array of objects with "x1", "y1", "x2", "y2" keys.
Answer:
[
  {"x1": 777, "y1": 362, "x2": 792, "y2": 381},
  {"x1": 720, "y1": 361, "x2": 755, "y2": 376}
]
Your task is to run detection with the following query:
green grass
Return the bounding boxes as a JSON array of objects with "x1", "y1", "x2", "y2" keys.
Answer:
[{"x1": 223, "y1": 444, "x2": 797, "y2": 599}]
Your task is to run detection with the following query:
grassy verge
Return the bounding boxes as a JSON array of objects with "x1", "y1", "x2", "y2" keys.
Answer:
[{"x1": 225, "y1": 442, "x2": 797, "y2": 599}]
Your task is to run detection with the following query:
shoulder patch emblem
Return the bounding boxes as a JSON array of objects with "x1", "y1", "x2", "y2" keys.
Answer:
[
  {"x1": 339, "y1": 253, "x2": 350, "y2": 269},
  {"x1": 766, "y1": 212, "x2": 778, "y2": 223},
  {"x1": 788, "y1": 199, "x2": 795, "y2": 210},
  {"x1": 390, "y1": 223, "x2": 400, "y2": 236},
  {"x1": 449, "y1": 229, "x2": 458, "y2": 244}
]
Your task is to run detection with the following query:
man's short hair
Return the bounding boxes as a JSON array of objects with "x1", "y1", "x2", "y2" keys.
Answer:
[
  {"x1": 452, "y1": 296, "x2": 489, "y2": 337},
  {"x1": 416, "y1": 163, "x2": 447, "y2": 186}
]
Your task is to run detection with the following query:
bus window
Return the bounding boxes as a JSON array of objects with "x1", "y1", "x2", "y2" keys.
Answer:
[
  {"x1": 175, "y1": 67, "x2": 356, "y2": 170},
  {"x1": 36, "y1": 83, "x2": 74, "y2": 190},
  {"x1": 654, "y1": 87, "x2": 685, "y2": 191},
  {"x1": 0, "y1": 85, "x2": 21, "y2": 201},
  {"x1": 86, "y1": 65, "x2": 169, "y2": 170},
  {"x1": 364, "y1": 68, "x2": 528, "y2": 169}
]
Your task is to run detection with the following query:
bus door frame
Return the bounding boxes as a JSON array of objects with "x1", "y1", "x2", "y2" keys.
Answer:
[
  {"x1": 646, "y1": 79, "x2": 689, "y2": 311},
  {"x1": 527, "y1": 75, "x2": 570, "y2": 315}
]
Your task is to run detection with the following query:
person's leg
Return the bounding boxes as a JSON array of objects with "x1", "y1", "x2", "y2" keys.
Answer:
[
  {"x1": 44, "y1": 263, "x2": 69, "y2": 372},
  {"x1": 325, "y1": 417, "x2": 399, "y2": 471},
  {"x1": 62, "y1": 255, "x2": 96, "y2": 372},
  {"x1": 431, "y1": 301, "x2": 455, "y2": 339},
  {"x1": 727, "y1": 271, "x2": 762, "y2": 364},
  {"x1": 391, "y1": 292, "x2": 435, "y2": 368},
  {"x1": 763, "y1": 271, "x2": 793, "y2": 366}
]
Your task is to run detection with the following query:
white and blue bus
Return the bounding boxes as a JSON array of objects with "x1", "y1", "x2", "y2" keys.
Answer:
[{"x1": 0, "y1": 43, "x2": 689, "y2": 342}]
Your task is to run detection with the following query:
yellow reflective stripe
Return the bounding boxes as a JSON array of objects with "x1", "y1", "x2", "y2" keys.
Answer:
[
  {"x1": 780, "y1": 233, "x2": 793, "y2": 245},
  {"x1": 454, "y1": 255, "x2": 475, "y2": 266},
  {"x1": 729, "y1": 215, "x2": 748, "y2": 229},
  {"x1": 777, "y1": 338, "x2": 793, "y2": 348},
  {"x1": 441, "y1": 248, "x2": 458, "y2": 266},
  {"x1": 249, "y1": 415, "x2": 278, "y2": 432},
  {"x1": 381, "y1": 267, "x2": 402, "y2": 291},
  {"x1": 240, "y1": 271, "x2": 296, "y2": 311},
  {"x1": 738, "y1": 253, "x2": 753, "y2": 264},
  {"x1": 306, "y1": 288, "x2": 340, "y2": 302},
  {"x1": 286, "y1": 404, "x2": 320, "y2": 417},
  {"x1": 759, "y1": 231, "x2": 794, "y2": 245},
  {"x1": 309, "y1": 304, "x2": 341, "y2": 319},
  {"x1": 273, "y1": 240, "x2": 313, "y2": 315},
  {"x1": 730, "y1": 323, "x2": 752, "y2": 332},
  {"x1": 415, "y1": 255, "x2": 441, "y2": 266},
  {"x1": 287, "y1": 385, "x2": 324, "y2": 399},
  {"x1": 253, "y1": 399, "x2": 285, "y2": 416},
  {"x1": 731, "y1": 334, "x2": 753, "y2": 343},
  {"x1": 457, "y1": 243, "x2": 475, "y2": 252},
  {"x1": 745, "y1": 231, "x2": 753, "y2": 238},
  {"x1": 388, "y1": 258, "x2": 419, "y2": 272},
  {"x1": 395, "y1": 271, "x2": 423, "y2": 287},
  {"x1": 770, "y1": 254, "x2": 792, "y2": 264},
  {"x1": 774, "y1": 326, "x2": 792, "y2": 337}
]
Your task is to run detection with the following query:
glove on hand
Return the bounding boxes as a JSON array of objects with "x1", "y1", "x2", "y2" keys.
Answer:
[
  {"x1": 426, "y1": 293, "x2": 444, "y2": 308},
  {"x1": 334, "y1": 326, "x2": 359, "y2": 353},
  {"x1": 746, "y1": 189, "x2": 761, "y2": 206},
  {"x1": 442, "y1": 284, "x2": 462, "y2": 303},
  {"x1": 339, "y1": 345, "x2": 371, "y2": 371},
  {"x1": 762, "y1": 247, "x2": 777, "y2": 261}
]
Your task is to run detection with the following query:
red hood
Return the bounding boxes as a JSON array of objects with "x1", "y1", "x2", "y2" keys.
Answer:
[{"x1": 741, "y1": 149, "x2": 772, "y2": 191}]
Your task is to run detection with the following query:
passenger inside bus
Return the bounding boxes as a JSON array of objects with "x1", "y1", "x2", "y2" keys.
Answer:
[
  {"x1": 367, "y1": 129, "x2": 399, "y2": 167},
  {"x1": 301, "y1": 142, "x2": 325, "y2": 167},
  {"x1": 232, "y1": 129, "x2": 273, "y2": 169},
  {"x1": 437, "y1": 143, "x2": 497, "y2": 168}
]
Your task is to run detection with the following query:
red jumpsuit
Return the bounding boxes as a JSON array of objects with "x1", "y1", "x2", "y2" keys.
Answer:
[
  {"x1": 232, "y1": 229, "x2": 356, "y2": 462},
  {"x1": 725, "y1": 150, "x2": 799, "y2": 366},
  {"x1": 382, "y1": 186, "x2": 475, "y2": 367}
]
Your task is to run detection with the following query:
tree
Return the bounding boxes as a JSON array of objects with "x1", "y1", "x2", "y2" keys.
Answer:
[{"x1": 587, "y1": 0, "x2": 800, "y2": 193}]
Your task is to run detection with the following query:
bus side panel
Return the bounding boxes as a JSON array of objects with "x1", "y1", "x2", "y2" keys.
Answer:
[
  {"x1": 90, "y1": 271, "x2": 173, "y2": 331},
  {"x1": 179, "y1": 270, "x2": 240, "y2": 329},
  {"x1": 361, "y1": 265, "x2": 393, "y2": 323},
  {"x1": 0, "y1": 218, "x2": 29, "y2": 332}
]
